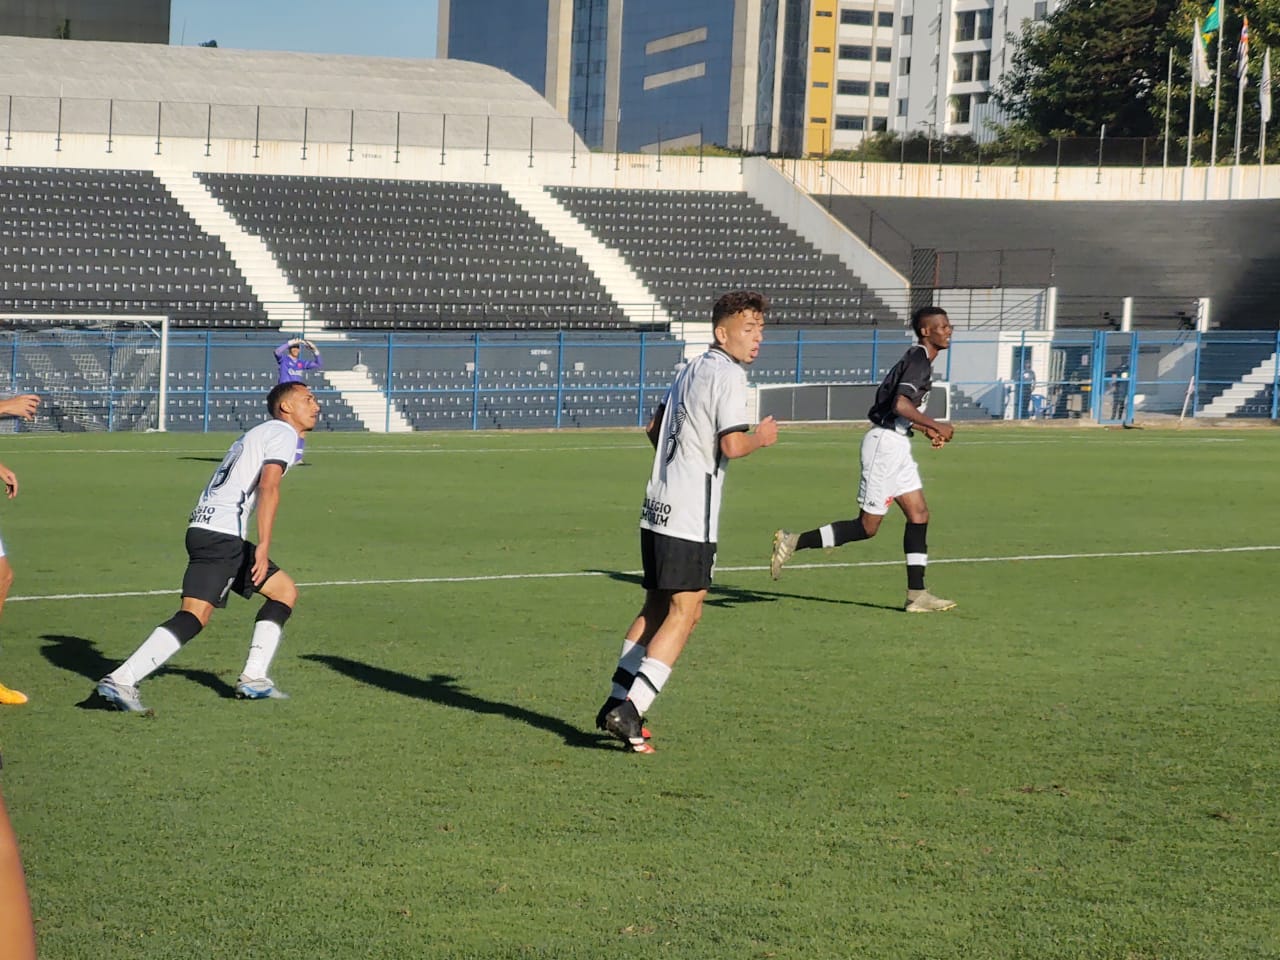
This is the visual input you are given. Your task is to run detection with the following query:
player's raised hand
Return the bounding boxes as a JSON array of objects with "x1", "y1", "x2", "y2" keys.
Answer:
[
  {"x1": 755, "y1": 415, "x2": 779, "y2": 448},
  {"x1": 0, "y1": 464, "x2": 19, "y2": 499},
  {"x1": 0, "y1": 395, "x2": 39, "y2": 420}
]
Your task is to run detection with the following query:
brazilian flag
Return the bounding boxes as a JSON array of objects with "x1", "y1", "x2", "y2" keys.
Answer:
[{"x1": 1203, "y1": 0, "x2": 1220, "y2": 36}]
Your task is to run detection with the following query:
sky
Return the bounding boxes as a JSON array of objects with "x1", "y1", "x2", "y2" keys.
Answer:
[{"x1": 169, "y1": 0, "x2": 439, "y2": 60}]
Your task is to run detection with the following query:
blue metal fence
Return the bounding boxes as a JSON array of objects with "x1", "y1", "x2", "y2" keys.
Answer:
[{"x1": 2, "y1": 327, "x2": 1277, "y2": 432}]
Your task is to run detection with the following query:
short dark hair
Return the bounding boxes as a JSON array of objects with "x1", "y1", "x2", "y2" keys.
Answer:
[
  {"x1": 267, "y1": 381, "x2": 306, "y2": 418},
  {"x1": 712, "y1": 290, "x2": 770, "y2": 326},
  {"x1": 911, "y1": 306, "x2": 948, "y2": 339}
]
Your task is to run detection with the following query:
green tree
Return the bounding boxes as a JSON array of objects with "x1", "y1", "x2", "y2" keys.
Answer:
[
  {"x1": 998, "y1": 0, "x2": 1280, "y2": 161},
  {"x1": 997, "y1": 0, "x2": 1179, "y2": 137}
]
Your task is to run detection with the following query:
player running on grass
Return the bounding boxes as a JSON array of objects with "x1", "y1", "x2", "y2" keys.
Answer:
[
  {"x1": 596, "y1": 290, "x2": 779, "y2": 753},
  {"x1": 95, "y1": 382, "x2": 319, "y2": 712},
  {"x1": 770, "y1": 306, "x2": 957, "y2": 613}
]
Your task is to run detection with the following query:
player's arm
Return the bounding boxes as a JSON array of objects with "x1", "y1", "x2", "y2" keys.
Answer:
[
  {"x1": 644, "y1": 402, "x2": 666, "y2": 449},
  {"x1": 0, "y1": 463, "x2": 17, "y2": 500},
  {"x1": 719, "y1": 417, "x2": 778, "y2": 459},
  {"x1": 0, "y1": 396, "x2": 38, "y2": 420},
  {"x1": 251, "y1": 462, "x2": 286, "y2": 585},
  {"x1": 893, "y1": 394, "x2": 953, "y2": 444}
]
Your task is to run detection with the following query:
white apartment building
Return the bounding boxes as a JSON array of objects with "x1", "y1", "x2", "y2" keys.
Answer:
[
  {"x1": 805, "y1": 0, "x2": 899, "y2": 152},
  {"x1": 889, "y1": 0, "x2": 1059, "y2": 141}
]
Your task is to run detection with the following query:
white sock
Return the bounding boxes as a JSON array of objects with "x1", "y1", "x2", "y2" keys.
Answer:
[
  {"x1": 241, "y1": 620, "x2": 283, "y2": 681},
  {"x1": 610, "y1": 639, "x2": 646, "y2": 699},
  {"x1": 110, "y1": 627, "x2": 181, "y2": 686},
  {"x1": 627, "y1": 656, "x2": 672, "y2": 715}
]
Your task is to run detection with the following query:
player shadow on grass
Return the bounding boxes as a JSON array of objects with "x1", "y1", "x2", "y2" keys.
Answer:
[
  {"x1": 39, "y1": 634, "x2": 238, "y2": 708},
  {"x1": 590, "y1": 569, "x2": 876, "y2": 609},
  {"x1": 301, "y1": 654, "x2": 614, "y2": 751}
]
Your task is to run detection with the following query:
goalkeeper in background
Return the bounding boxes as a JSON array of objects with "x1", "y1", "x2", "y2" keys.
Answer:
[{"x1": 274, "y1": 338, "x2": 323, "y2": 384}]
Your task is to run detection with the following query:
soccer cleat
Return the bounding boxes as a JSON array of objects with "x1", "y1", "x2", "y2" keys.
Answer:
[
  {"x1": 904, "y1": 590, "x2": 957, "y2": 613},
  {"x1": 0, "y1": 682, "x2": 28, "y2": 705},
  {"x1": 771, "y1": 529, "x2": 799, "y2": 580},
  {"x1": 603, "y1": 700, "x2": 655, "y2": 754},
  {"x1": 235, "y1": 677, "x2": 290, "y2": 700},
  {"x1": 95, "y1": 677, "x2": 149, "y2": 712},
  {"x1": 595, "y1": 697, "x2": 651, "y2": 739}
]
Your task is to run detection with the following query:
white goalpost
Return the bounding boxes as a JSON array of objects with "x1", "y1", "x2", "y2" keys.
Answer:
[{"x1": 0, "y1": 314, "x2": 170, "y2": 433}]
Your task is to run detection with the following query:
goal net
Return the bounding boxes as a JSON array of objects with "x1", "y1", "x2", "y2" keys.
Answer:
[{"x1": 0, "y1": 315, "x2": 169, "y2": 433}]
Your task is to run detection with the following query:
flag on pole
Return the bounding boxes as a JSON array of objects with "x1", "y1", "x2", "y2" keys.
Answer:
[
  {"x1": 1263, "y1": 47, "x2": 1273, "y2": 125},
  {"x1": 1193, "y1": 19, "x2": 1214, "y2": 88},
  {"x1": 1238, "y1": 17, "x2": 1250, "y2": 85},
  {"x1": 1203, "y1": 0, "x2": 1220, "y2": 35}
]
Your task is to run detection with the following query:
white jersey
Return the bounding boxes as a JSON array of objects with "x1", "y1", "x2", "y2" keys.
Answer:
[
  {"x1": 188, "y1": 419, "x2": 302, "y2": 539},
  {"x1": 640, "y1": 347, "x2": 750, "y2": 544}
]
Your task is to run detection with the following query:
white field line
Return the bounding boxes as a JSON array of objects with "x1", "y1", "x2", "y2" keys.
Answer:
[
  {"x1": 0, "y1": 436, "x2": 1248, "y2": 456},
  {"x1": 9, "y1": 544, "x2": 1278, "y2": 604}
]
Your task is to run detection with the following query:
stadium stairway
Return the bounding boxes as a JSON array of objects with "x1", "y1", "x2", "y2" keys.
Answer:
[
  {"x1": 155, "y1": 171, "x2": 308, "y2": 330},
  {"x1": 323, "y1": 367, "x2": 413, "y2": 432},
  {"x1": 502, "y1": 184, "x2": 673, "y2": 329},
  {"x1": 1198, "y1": 351, "x2": 1279, "y2": 417}
]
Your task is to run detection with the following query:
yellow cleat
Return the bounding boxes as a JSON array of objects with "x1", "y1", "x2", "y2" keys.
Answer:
[{"x1": 0, "y1": 682, "x2": 28, "y2": 705}]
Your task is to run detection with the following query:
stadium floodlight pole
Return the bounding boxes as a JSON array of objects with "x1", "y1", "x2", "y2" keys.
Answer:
[{"x1": 1211, "y1": 2, "x2": 1225, "y2": 165}]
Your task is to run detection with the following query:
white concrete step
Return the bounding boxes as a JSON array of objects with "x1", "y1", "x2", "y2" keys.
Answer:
[
  {"x1": 154, "y1": 170, "x2": 309, "y2": 330},
  {"x1": 324, "y1": 368, "x2": 413, "y2": 433},
  {"x1": 1199, "y1": 354, "x2": 1278, "y2": 416},
  {"x1": 502, "y1": 183, "x2": 673, "y2": 328}
]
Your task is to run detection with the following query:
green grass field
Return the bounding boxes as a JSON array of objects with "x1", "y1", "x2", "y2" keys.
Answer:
[{"x1": 1, "y1": 424, "x2": 1278, "y2": 959}]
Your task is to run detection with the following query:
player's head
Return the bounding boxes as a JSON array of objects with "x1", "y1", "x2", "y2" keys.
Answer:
[
  {"x1": 711, "y1": 290, "x2": 769, "y2": 365},
  {"x1": 267, "y1": 382, "x2": 320, "y2": 433},
  {"x1": 912, "y1": 306, "x2": 952, "y2": 351},
  {"x1": 288, "y1": 343, "x2": 301, "y2": 357}
]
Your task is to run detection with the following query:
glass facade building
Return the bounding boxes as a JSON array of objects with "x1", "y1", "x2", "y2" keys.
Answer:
[{"x1": 443, "y1": 0, "x2": 551, "y2": 97}]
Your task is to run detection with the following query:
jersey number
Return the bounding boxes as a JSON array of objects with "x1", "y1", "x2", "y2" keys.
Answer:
[
  {"x1": 663, "y1": 404, "x2": 687, "y2": 465},
  {"x1": 205, "y1": 441, "x2": 244, "y2": 497}
]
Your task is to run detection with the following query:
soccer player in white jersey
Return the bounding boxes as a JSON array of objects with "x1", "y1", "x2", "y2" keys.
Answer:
[
  {"x1": 597, "y1": 291, "x2": 779, "y2": 753},
  {"x1": 770, "y1": 306, "x2": 956, "y2": 612},
  {"x1": 0, "y1": 393, "x2": 40, "y2": 706},
  {"x1": 95, "y1": 382, "x2": 320, "y2": 712}
]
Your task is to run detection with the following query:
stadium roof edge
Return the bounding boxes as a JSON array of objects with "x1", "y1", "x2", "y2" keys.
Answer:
[{"x1": 0, "y1": 36, "x2": 582, "y2": 151}]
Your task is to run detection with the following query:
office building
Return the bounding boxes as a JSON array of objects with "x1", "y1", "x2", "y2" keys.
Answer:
[
  {"x1": 439, "y1": 0, "x2": 785, "y2": 154},
  {"x1": 889, "y1": 0, "x2": 1060, "y2": 140}
]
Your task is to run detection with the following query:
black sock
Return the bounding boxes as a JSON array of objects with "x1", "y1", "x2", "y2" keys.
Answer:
[
  {"x1": 904, "y1": 522, "x2": 928, "y2": 591},
  {"x1": 797, "y1": 518, "x2": 870, "y2": 551}
]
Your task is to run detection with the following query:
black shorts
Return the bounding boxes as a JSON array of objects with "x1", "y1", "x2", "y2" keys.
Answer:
[
  {"x1": 182, "y1": 528, "x2": 281, "y2": 608},
  {"x1": 640, "y1": 528, "x2": 716, "y2": 593}
]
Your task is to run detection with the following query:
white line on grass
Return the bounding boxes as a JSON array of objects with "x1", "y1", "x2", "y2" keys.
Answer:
[
  {"x1": 7, "y1": 435, "x2": 1247, "y2": 456},
  {"x1": 10, "y1": 544, "x2": 1279, "y2": 604}
]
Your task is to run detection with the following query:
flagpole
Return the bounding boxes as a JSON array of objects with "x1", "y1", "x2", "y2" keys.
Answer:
[
  {"x1": 1211, "y1": 1, "x2": 1226, "y2": 165},
  {"x1": 1235, "y1": 18, "x2": 1249, "y2": 166},
  {"x1": 1234, "y1": 71, "x2": 1247, "y2": 165},
  {"x1": 1164, "y1": 47, "x2": 1173, "y2": 168},
  {"x1": 1189, "y1": 21, "x2": 1202, "y2": 168},
  {"x1": 1263, "y1": 48, "x2": 1273, "y2": 168}
]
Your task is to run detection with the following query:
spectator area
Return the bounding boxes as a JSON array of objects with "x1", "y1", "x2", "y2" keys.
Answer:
[
  {"x1": 549, "y1": 187, "x2": 896, "y2": 327},
  {"x1": 0, "y1": 167, "x2": 265, "y2": 325},
  {"x1": 825, "y1": 197, "x2": 1280, "y2": 329},
  {"x1": 198, "y1": 174, "x2": 626, "y2": 330}
]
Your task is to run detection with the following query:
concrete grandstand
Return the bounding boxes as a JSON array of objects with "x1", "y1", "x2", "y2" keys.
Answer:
[{"x1": 0, "y1": 36, "x2": 1278, "y2": 429}]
